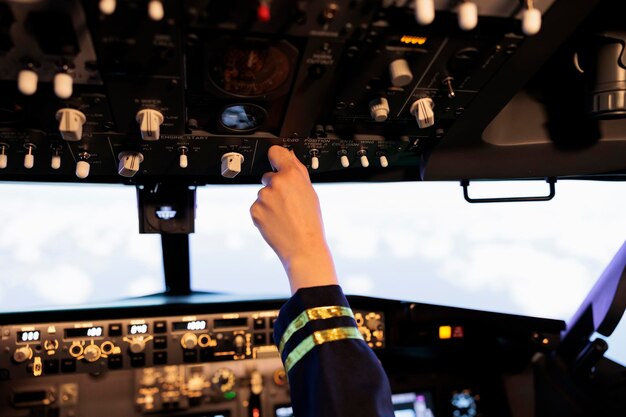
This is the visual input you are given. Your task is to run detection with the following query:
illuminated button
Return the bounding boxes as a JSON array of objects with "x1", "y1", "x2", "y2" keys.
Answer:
[
  {"x1": 253, "y1": 318, "x2": 266, "y2": 330},
  {"x1": 53, "y1": 72, "x2": 73, "y2": 99},
  {"x1": 56, "y1": 108, "x2": 86, "y2": 142},
  {"x1": 389, "y1": 59, "x2": 413, "y2": 87},
  {"x1": 439, "y1": 325, "x2": 452, "y2": 340},
  {"x1": 254, "y1": 333, "x2": 268, "y2": 345},
  {"x1": 452, "y1": 326, "x2": 464, "y2": 338},
  {"x1": 109, "y1": 324, "x2": 122, "y2": 337},
  {"x1": 17, "y1": 69, "x2": 38, "y2": 96}
]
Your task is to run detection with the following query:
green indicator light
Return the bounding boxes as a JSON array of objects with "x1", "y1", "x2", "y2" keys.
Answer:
[{"x1": 224, "y1": 391, "x2": 236, "y2": 400}]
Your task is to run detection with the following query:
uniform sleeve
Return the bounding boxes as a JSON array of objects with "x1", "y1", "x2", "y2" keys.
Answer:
[{"x1": 273, "y1": 285, "x2": 395, "y2": 417}]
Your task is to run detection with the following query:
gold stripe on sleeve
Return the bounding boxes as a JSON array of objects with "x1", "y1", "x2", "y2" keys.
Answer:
[
  {"x1": 278, "y1": 306, "x2": 354, "y2": 355},
  {"x1": 284, "y1": 326, "x2": 363, "y2": 373}
]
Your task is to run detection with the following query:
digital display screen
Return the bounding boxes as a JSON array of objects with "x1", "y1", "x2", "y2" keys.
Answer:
[
  {"x1": 17, "y1": 331, "x2": 40, "y2": 343},
  {"x1": 128, "y1": 324, "x2": 149, "y2": 334},
  {"x1": 65, "y1": 327, "x2": 104, "y2": 338},
  {"x1": 173, "y1": 320, "x2": 207, "y2": 331},
  {"x1": 214, "y1": 318, "x2": 247, "y2": 328},
  {"x1": 276, "y1": 392, "x2": 435, "y2": 417}
]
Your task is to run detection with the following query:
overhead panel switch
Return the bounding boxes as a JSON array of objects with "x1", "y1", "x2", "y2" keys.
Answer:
[
  {"x1": 136, "y1": 109, "x2": 164, "y2": 141},
  {"x1": 221, "y1": 152, "x2": 245, "y2": 179}
]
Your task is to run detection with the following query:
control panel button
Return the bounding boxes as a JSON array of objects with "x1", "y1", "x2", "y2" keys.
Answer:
[
  {"x1": 458, "y1": 1, "x2": 478, "y2": 31},
  {"x1": 221, "y1": 152, "x2": 244, "y2": 179},
  {"x1": 414, "y1": 0, "x2": 435, "y2": 26},
  {"x1": 253, "y1": 318, "x2": 266, "y2": 330},
  {"x1": 153, "y1": 336, "x2": 167, "y2": 349},
  {"x1": 358, "y1": 151, "x2": 369, "y2": 168},
  {"x1": 410, "y1": 97, "x2": 435, "y2": 129},
  {"x1": 109, "y1": 324, "x2": 122, "y2": 337},
  {"x1": 61, "y1": 359, "x2": 76, "y2": 373},
  {"x1": 53, "y1": 72, "x2": 73, "y2": 99},
  {"x1": 148, "y1": 0, "x2": 164, "y2": 21},
  {"x1": 136, "y1": 109, "x2": 164, "y2": 141},
  {"x1": 51, "y1": 154, "x2": 61, "y2": 170},
  {"x1": 56, "y1": 109, "x2": 86, "y2": 142},
  {"x1": 389, "y1": 59, "x2": 413, "y2": 87},
  {"x1": 340, "y1": 154, "x2": 350, "y2": 168},
  {"x1": 154, "y1": 321, "x2": 166, "y2": 333},
  {"x1": 76, "y1": 158, "x2": 90, "y2": 179},
  {"x1": 522, "y1": 6, "x2": 542, "y2": 36},
  {"x1": 153, "y1": 351, "x2": 167, "y2": 365},
  {"x1": 17, "y1": 69, "x2": 38, "y2": 96}
]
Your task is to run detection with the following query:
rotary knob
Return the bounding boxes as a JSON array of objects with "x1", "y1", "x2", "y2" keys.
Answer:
[
  {"x1": 181, "y1": 332, "x2": 198, "y2": 349},
  {"x1": 221, "y1": 152, "x2": 244, "y2": 179},
  {"x1": 56, "y1": 108, "x2": 86, "y2": 141},
  {"x1": 389, "y1": 59, "x2": 413, "y2": 88},
  {"x1": 118, "y1": 151, "x2": 144, "y2": 178},
  {"x1": 410, "y1": 98, "x2": 435, "y2": 129},
  {"x1": 13, "y1": 346, "x2": 33, "y2": 363},
  {"x1": 129, "y1": 336, "x2": 147, "y2": 354},
  {"x1": 369, "y1": 98, "x2": 389, "y2": 122},
  {"x1": 136, "y1": 109, "x2": 164, "y2": 141},
  {"x1": 83, "y1": 344, "x2": 102, "y2": 363}
]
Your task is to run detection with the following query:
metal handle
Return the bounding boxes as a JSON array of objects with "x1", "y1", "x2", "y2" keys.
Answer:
[{"x1": 460, "y1": 178, "x2": 556, "y2": 203}]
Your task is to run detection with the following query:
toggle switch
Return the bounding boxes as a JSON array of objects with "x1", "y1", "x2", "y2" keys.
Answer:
[
  {"x1": 379, "y1": 154, "x2": 389, "y2": 168},
  {"x1": 136, "y1": 109, "x2": 164, "y2": 141},
  {"x1": 221, "y1": 152, "x2": 244, "y2": 178},
  {"x1": 357, "y1": 150, "x2": 369, "y2": 168},
  {"x1": 442, "y1": 77, "x2": 455, "y2": 98},
  {"x1": 17, "y1": 68, "x2": 38, "y2": 96},
  {"x1": 148, "y1": 0, "x2": 164, "y2": 21},
  {"x1": 309, "y1": 149, "x2": 320, "y2": 170},
  {"x1": 0, "y1": 144, "x2": 8, "y2": 169},
  {"x1": 56, "y1": 108, "x2": 86, "y2": 141},
  {"x1": 53, "y1": 72, "x2": 73, "y2": 99},
  {"x1": 178, "y1": 146, "x2": 189, "y2": 169},
  {"x1": 50, "y1": 146, "x2": 62, "y2": 170},
  {"x1": 369, "y1": 98, "x2": 390, "y2": 122},
  {"x1": 24, "y1": 144, "x2": 35, "y2": 169},
  {"x1": 338, "y1": 150, "x2": 349, "y2": 168},
  {"x1": 410, "y1": 97, "x2": 435, "y2": 128},
  {"x1": 76, "y1": 153, "x2": 91, "y2": 179},
  {"x1": 522, "y1": 2, "x2": 542, "y2": 36},
  {"x1": 118, "y1": 151, "x2": 144, "y2": 178},
  {"x1": 99, "y1": 0, "x2": 116, "y2": 15},
  {"x1": 458, "y1": 1, "x2": 478, "y2": 31},
  {"x1": 389, "y1": 59, "x2": 413, "y2": 87},
  {"x1": 414, "y1": 0, "x2": 435, "y2": 26}
]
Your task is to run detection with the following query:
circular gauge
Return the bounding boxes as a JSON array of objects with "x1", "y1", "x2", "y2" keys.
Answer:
[
  {"x1": 209, "y1": 43, "x2": 292, "y2": 97},
  {"x1": 211, "y1": 368, "x2": 236, "y2": 393},
  {"x1": 220, "y1": 103, "x2": 267, "y2": 132},
  {"x1": 451, "y1": 391, "x2": 478, "y2": 417}
]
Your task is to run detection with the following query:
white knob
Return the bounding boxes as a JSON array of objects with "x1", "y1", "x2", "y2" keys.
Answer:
[
  {"x1": 13, "y1": 346, "x2": 33, "y2": 363},
  {"x1": 340, "y1": 154, "x2": 350, "y2": 168},
  {"x1": 522, "y1": 7, "x2": 542, "y2": 36},
  {"x1": 414, "y1": 0, "x2": 435, "y2": 26},
  {"x1": 99, "y1": 0, "x2": 116, "y2": 15},
  {"x1": 129, "y1": 337, "x2": 146, "y2": 354},
  {"x1": 181, "y1": 333, "x2": 198, "y2": 350},
  {"x1": 53, "y1": 72, "x2": 73, "y2": 99},
  {"x1": 76, "y1": 160, "x2": 90, "y2": 179},
  {"x1": 389, "y1": 59, "x2": 413, "y2": 88},
  {"x1": 0, "y1": 153, "x2": 7, "y2": 169},
  {"x1": 148, "y1": 0, "x2": 164, "y2": 21},
  {"x1": 136, "y1": 109, "x2": 164, "y2": 141},
  {"x1": 410, "y1": 97, "x2": 435, "y2": 129},
  {"x1": 179, "y1": 153, "x2": 188, "y2": 169},
  {"x1": 51, "y1": 154, "x2": 61, "y2": 170},
  {"x1": 17, "y1": 69, "x2": 38, "y2": 96},
  {"x1": 360, "y1": 154, "x2": 369, "y2": 168},
  {"x1": 221, "y1": 152, "x2": 244, "y2": 178},
  {"x1": 311, "y1": 155, "x2": 320, "y2": 170},
  {"x1": 83, "y1": 345, "x2": 101, "y2": 363},
  {"x1": 458, "y1": 1, "x2": 478, "y2": 31},
  {"x1": 369, "y1": 98, "x2": 390, "y2": 122},
  {"x1": 56, "y1": 108, "x2": 87, "y2": 141},
  {"x1": 24, "y1": 152, "x2": 34, "y2": 169},
  {"x1": 379, "y1": 155, "x2": 389, "y2": 168},
  {"x1": 118, "y1": 151, "x2": 144, "y2": 178}
]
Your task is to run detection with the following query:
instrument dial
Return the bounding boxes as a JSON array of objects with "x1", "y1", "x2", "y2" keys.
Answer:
[{"x1": 211, "y1": 368, "x2": 236, "y2": 393}]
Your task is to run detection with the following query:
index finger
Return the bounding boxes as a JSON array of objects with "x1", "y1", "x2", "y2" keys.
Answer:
[{"x1": 268, "y1": 145, "x2": 294, "y2": 172}]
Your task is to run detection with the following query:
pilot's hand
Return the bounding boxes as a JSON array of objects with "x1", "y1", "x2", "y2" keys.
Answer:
[{"x1": 251, "y1": 145, "x2": 338, "y2": 294}]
